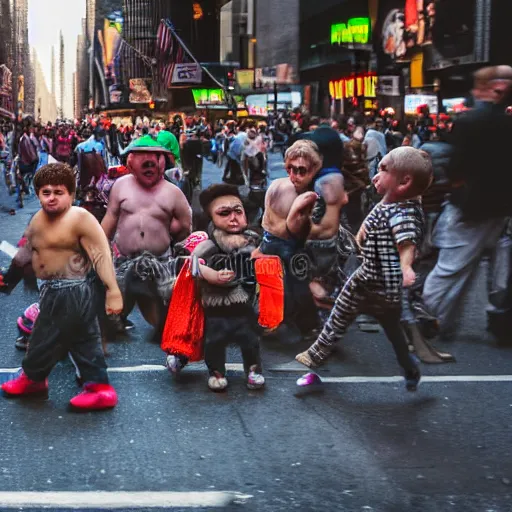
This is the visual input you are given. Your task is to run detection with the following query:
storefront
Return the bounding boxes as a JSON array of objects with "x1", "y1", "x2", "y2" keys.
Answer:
[
  {"x1": 299, "y1": 0, "x2": 373, "y2": 116},
  {"x1": 373, "y1": 0, "x2": 498, "y2": 118},
  {"x1": 328, "y1": 72, "x2": 378, "y2": 114}
]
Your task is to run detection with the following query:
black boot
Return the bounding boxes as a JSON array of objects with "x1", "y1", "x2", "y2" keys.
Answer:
[{"x1": 402, "y1": 322, "x2": 456, "y2": 364}]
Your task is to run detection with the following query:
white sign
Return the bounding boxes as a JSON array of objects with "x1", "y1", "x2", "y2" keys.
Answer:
[
  {"x1": 378, "y1": 75, "x2": 400, "y2": 96},
  {"x1": 171, "y1": 63, "x2": 202, "y2": 84},
  {"x1": 404, "y1": 94, "x2": 438, "y2": 115}
]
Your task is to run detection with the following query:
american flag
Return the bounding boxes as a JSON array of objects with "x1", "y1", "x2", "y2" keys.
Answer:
[
  {"x1": 156, "y1": 21, "x2": 191, "y2": 88},
  {"x1": 156, "y1": 21, "x2": 174, "y2": 56}
]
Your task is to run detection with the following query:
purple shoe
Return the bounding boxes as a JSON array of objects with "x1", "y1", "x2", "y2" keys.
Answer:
[{"x1": 295, "y1": 373, "x2": 324, "y2": 396}]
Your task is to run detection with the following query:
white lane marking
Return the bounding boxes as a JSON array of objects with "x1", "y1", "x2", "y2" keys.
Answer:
[
  {"x1": 2, "y1": 365, "x2": 512, "y2": 383},
  {"x1": 0, "y1": 241, "x2": 18, "y2": 259},
  {"x1": 0, "y1": 491, "x2": 253, "y2": 509},
  {"x1": 319, "y1": 375, "x2": 512, "y2": 383}
]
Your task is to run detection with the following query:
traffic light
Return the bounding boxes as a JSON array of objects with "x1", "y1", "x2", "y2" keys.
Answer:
[
  {"x1": 149, "y1": 100, "x2": 155, "y2": 110},
  {"x1": 227, "y1": 70, "x2": 236, "y2": 90}
]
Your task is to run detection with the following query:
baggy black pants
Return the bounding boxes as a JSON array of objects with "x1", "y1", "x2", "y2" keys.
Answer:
[
  {"x1": 204, "y1": 311, "x2": 261, "y2": 376},
  {"x1": 23, "y1": 277, "x2": 109, "y2": 384}
]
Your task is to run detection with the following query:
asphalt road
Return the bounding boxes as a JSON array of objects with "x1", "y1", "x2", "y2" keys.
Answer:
[{"x1": 0, "y1": 153, "x2": 511, "y2": 511}]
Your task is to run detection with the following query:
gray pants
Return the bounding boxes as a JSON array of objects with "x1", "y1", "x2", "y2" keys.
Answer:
[{"x1": 423, "y1": 203, "x2": 504, "y2": 333}]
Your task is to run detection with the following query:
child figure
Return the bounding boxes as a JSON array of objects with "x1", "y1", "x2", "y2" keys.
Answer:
[
  {"x1": 190, "y1": 184, "x2": 268, "y2": 392},
  {"x1": 296, "y1": 147, "x2": 433, "y2": 391}
]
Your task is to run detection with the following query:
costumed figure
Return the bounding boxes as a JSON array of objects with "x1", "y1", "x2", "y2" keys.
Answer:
[
  {"x1": 162, "y1": 184, "x2": 284, "y2": 391},
  {"x1": 302, "y1": 127, "x2": 349, "y2": 322},
  {"x1": 0, "y1": 163, "x2": 122, "y2": 410},
  {"x1": 257, "y1": 140, "x2": 324, "y2": 341},
  {"x1": 296, "y1": 147, "x2": 435, "y2": 392},
  {"x1": 101, "y1": 135, "x2": 192, "y2": 338}
]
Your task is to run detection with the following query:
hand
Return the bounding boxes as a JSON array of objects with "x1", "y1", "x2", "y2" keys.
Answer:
[
  {"x1": 292, "y1": 191, "x2": 318, "y2": 215},
  {"x1": 105, "y1": 288, "x2": 123, "y2": 315},
  {"x1": 251, "y1": 248, "x2": 264, "y2": 259},
  {"x1": 217, "y1": 269, "x2": 235, "y2": 284},
  {"x1": 402, "y1": 266, "x2": 416, "y2": 288}
]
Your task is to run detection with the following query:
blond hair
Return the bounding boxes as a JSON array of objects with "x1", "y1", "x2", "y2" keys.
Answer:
[
  {"x1": 284, "y1": 140, "x2": 323, "y2": 174},
  {"x1": 387, "y1": 146, "x2": 433, "y2": 197}
]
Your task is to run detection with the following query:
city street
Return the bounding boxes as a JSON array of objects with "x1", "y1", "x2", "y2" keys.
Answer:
[{"x1": 1, "y1": 154, "x2": 512, "y2": 511}]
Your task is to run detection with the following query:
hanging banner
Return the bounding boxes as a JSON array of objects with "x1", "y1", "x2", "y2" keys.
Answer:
[
  {"x1": 171, "y1": 63, "x2": 202, "y2": 84},
  {"x1": 129, "y1": 78, "x2": 152, "y2": 103}
]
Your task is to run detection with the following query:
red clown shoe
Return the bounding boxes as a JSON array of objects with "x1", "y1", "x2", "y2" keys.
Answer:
[
  {"x1": 69, "y1": 383, "x2": 118, "y2": 411},
  {"x1": 2, "y1": 371, "x2": 48, "y2": 398}
]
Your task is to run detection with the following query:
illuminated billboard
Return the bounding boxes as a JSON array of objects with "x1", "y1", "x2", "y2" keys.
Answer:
[
  {"x1": 329, "y1": 74, "x2": 377, "y2": 100},
  {"x1": 331, "y1": 17, "x2": 371, "y2": 45},
  {"x1": 192, "y1": 89, "x2": 225, "y2": 107}
]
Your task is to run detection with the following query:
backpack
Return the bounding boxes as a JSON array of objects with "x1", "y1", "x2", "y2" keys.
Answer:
[{"x1": 19, "y1": 135, "x2": 38, "y2": 165}]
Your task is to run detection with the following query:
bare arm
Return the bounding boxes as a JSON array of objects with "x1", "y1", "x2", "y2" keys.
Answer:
[
  {"x1": 310, "y1": 174, "x2": 346, "y2": 238},
  {"x1": 170, "y1": 185, "x2": 192, "y2": 242},
  {"x1": 78, "y1": 210, "x2": 123, "y2": 314},
  {"x1": 0, "y1": 221, "x2": 36, "y2": 293},
  {"x1": 398, "y1": 241, "x2": 416, "y2": 287},
  {"x1": 286, "y1": 191, "x2": 318, "y2": 240},
  {"x1": 198, "y1": 264, "x2": 234, "y2": 286},
  {"x1": 101, "y1": 180, "x2": 122, "y2": 241}
]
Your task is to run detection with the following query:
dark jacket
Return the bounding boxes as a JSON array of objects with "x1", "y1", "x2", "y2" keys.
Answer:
[
  {"x1": 447, "y1": 104, "x2": 512, "y2": 221},
  {"x1": 295, "y1": 126, "x2": 344, "y2": 170},
  {"x1": 420, "y1": 140, "x2": 453, "y2": 214}
]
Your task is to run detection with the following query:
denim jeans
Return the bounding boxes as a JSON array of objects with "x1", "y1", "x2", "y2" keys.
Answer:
[{"x1": 423, "y1": 202, "x2": 505, "y2": 332}]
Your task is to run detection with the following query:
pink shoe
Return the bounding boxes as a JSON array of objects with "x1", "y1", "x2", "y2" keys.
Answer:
[
  {"x1": 2, "y1": 371, "x2": 48, "y2": 397},
  {"x1": 69, "y1": 383, "x2": 118, "y2": 411}
]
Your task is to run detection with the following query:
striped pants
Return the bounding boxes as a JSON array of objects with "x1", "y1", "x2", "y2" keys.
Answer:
[{"x1": 307, "y1": 276, "x2": 415, "y2": 372}]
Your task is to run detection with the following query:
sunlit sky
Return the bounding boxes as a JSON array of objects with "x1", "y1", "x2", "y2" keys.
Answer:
[{"x1": 28, "y1": 0, "x2": 86, "y2": 118}]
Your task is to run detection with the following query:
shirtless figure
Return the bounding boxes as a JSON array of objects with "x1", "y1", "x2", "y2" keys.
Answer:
[
  {"x1": 0, "y1": 163, "x2": 122, "y2": 411},
  {"x1": 101, "y1": 135, "x2": 191, "y2": 333},
  {"x1": 258, "y1": 140, "x2": 323, "y2": 337}
]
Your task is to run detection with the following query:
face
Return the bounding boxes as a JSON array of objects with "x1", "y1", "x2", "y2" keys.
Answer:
[
  {"x1": 38, "y1": 184, "x2": 73, "y2": 215},
  {"x1": 285, "y1": 156, "x2": 317, "y2": 193},
  {"x1": 490, "y1": 80, "x2": 512, "y2": 104},
  {"x1": 127, "y1": 151, "x2": 166, "y2": 188},
  {"x1": 372, "y1": 154, "x2": 401, "y2": 197},
  {"x1": 210, "y1": 195, "x2": 247, "y2": 234}
]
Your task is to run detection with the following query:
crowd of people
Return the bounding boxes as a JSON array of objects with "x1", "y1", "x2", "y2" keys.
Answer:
[{"x1": 1, "y1": 64, "x2": 511, "y2": 412}]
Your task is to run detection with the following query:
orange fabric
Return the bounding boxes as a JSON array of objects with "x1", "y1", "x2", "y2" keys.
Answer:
[
  {"x1": 254, "y1": 256, "x2": 284, "y2": 330},
  {"x1": 161, "y1": 261, "x2": 204, "y2": 361}
]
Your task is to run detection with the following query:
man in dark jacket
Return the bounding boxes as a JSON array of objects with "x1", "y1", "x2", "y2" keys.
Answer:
[{"x1": 423, "y1": 66, "x2": 512, "y2": 337}]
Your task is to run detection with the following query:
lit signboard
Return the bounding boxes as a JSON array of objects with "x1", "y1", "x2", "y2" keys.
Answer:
[
  {"x1": 329, "y1": 74, "x2": 377, "y2": 100},
  {"x1": 331, "y1": 17, "x2": 371, "y2": 45},
  {"x1": 404, "y1": 94, "x2": 439, "y2": 115},
  {"x1": 192, "y1": 89, "x2": 225, "y2": 106}
]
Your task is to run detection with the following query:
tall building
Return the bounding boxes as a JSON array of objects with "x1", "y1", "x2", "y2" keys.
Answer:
[
  {"x1": 121, "y1": 0, "x2": 173, "y2": 83},
  {"x1": 220, "y1": 0, "x2": 256, "y2": 68},
  {"x1": 255, "y1": 0, "x2": 299, "y2": 73},
  {"x1": 32, "y1": 49, "x2": 58, "y2": 123},
  {"x1": 75, "y1": 21, "x2": 88, "y2": 119},
  {"x1": 59, "y1": 31, "x2": 65, "y2": 119},
  {"x1": 51, "y1": 46, "x2": 56, "y2": 98},
  {"x1": 11, "y1": 0, "x2": 34, "y2": 117},
  {"x1": 0, "y1": 0, "x2": 14, "y2": 116}
]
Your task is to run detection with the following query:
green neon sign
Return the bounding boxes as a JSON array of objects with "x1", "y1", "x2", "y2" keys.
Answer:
[
  {"x1": 331, "y1": 17, "x2": 370, "y2": 45},
  {"x1": 192, "y1": 89, "x2": 225, "y2": 105}
]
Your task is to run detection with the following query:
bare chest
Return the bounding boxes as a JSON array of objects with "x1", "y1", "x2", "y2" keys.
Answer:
[
  {"x1": 119, "y1": 188, "x2": 173, "y2": 220},
  {"x1": 270, "y1": 187, "x2": 298, "y2": 218},
  {"x1": 30, "y1": 221, "x2": 80, "y2": 253}
]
